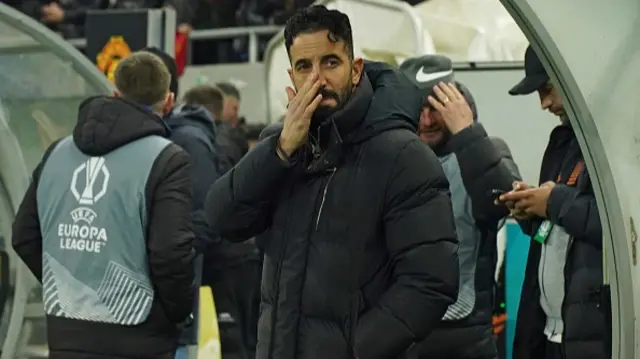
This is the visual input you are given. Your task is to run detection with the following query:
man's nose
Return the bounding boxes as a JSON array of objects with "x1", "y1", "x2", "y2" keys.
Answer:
[
  {"x1": 316, "y1": 70, "x2": 328, "y2": 87},
  {"x1": 540, "y1": 94, "x2": 553, "y2": 110},
  {"x1": 419, "y1": 108, "x2": 433, "y2": 126}
]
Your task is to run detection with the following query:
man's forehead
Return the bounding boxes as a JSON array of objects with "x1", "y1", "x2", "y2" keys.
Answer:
[{"x1": 290, "y1": 31, "x2": 348, "y2": 58}]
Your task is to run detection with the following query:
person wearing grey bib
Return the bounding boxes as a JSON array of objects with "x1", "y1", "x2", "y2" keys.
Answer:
[{"x1": 12, "y1": 51, "x2": 196, "y2": 359}]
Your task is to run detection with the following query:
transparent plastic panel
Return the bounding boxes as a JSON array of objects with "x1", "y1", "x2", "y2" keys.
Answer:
[
  {"x1": 0, "y1": 3, "x2": 111, "y2": 358},
  {"x1": 0, "y1": 183, "x2": 14, "y2": 351},
  {"x1": 0, "y1": 29, "x2": 99, "y2": 171},
  {"x1": 500, "y1": 0, "x2": 640, "y2": 357}
]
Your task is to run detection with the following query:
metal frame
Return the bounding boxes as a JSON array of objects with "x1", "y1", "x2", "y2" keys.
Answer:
[
  {"x1": 0, "y1": 3, "x2": 112, "y2": 358},
  {"x1": 261, "y1": 0, "x2": 426, "y2": 123},
  {"x1": 0, "y1": 105, "x2": 32, "y2": 359},
  {"x1": 0, "y1": 3, "x2": 113, "y2": 94},
  {"x1": 66, "y1": 25, "x2": 282, "y2": 64},
  {"x1": 499, "y1": 1, "x2": 632, "y2": 358}
]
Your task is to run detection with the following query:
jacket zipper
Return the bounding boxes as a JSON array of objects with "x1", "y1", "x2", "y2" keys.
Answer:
[
  {"x1": 267, "y1": 168, "x2": 336, "y2": 358},
  {"x1": 267, "y1": 187, "x2": 295, "y2": 359},
  {"x1": 315, "y1": 168, "x2": 337, "y2": 231}
]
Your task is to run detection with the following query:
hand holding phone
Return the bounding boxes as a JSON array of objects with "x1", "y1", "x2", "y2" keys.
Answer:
[{"x1": 490, "y1": 189, "x2": 507, "y2": 202}]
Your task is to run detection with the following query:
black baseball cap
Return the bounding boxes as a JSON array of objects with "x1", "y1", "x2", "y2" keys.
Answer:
[
  {"x1": 399, "y1": 55, "x2": 454, "y2": 94},
  {"x1": 509, "y1": 45, "x2": 549, "y2": 96}
]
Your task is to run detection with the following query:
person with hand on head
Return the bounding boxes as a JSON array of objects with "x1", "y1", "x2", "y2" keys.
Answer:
[
  {"x1": 11, "y1": 51, "x2": 196, "y2": 359},
  {"x1": 205, "y1": 5, "x2": 460, "y2": 359},
  {"x1": 399, "y1": 55, "x2": 521, "y2": 359},
  {"x1": 495, "y1": 45, "x2": 608, "y2": 359}
]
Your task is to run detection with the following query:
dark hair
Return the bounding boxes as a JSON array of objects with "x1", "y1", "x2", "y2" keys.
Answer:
[
  {"x1": 215, "y1": 82, "x2": 241, "y2": 100},
  {"x1": 140, "y1": 47, "x2": 179, "y2": 96},
  {"x1": 244, "y1": 123, "x2": 267, "y2": 141},
  {"x1": 182, "y1": 85, "x2": 224, "y2": 119},
  {"x1": 114, "y1": 52, "x2": 170, "y2": 109},
  {"x1": 284, "y1": 5, "x2": 354, "y2": 59}
]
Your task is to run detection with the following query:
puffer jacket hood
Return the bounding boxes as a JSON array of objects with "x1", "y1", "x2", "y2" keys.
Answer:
[
  {"x1": 73, "y1": 96, "x2": 169, "y2": 157},
  {"x1": 165, "y1": 104, "x2": 217, "y2": 145},
  {"x1": 348, "y1": 61, "x2": 423, "y2": 143}
]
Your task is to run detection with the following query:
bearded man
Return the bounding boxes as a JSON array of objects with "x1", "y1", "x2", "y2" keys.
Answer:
[{"x1": 205, "y1": 5, "x2": 460, "y2": 359}]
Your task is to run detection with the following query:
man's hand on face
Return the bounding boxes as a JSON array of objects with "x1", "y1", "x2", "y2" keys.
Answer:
[
  {"x1": 499, "y1": 181, "x2": 556, "y2": 219},
  {"x1": 427, "y1": 82, "x2": 474, "y2": 134},
  {"x1": 278, "y1": 71, "x2": 323, "y2": 159}
]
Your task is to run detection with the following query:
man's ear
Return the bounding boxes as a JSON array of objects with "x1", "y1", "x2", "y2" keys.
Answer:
[
  {"x1": 162, "y1": 92, "x2": 175, "y2": 115},
  {"x1": 351, "y1": 57, "x2": 364, "y2": 86}
]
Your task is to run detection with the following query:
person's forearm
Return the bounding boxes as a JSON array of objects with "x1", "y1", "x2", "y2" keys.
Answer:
[{"x1": 205, "y1": 135, "x2": 292, "y2": 240}]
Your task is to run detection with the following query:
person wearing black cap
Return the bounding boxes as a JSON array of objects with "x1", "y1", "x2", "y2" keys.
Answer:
[
  {"x1": 498, "y1": 45, "x2": 607, "y2": 359},
  {"x1": 399, "y1": 55, "x2": 521, "y2": 359}
]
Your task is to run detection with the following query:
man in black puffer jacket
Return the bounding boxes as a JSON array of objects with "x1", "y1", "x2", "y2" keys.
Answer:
[
  {"x1": 205, "y1": 5, "x2": 459, "y2": 359},
  {"x1": 499, "y1": 45, "x2": 608, "y2": 359}
]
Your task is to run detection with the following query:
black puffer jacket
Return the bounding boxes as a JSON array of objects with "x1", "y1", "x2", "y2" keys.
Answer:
[
  {"x1": 205, "y1": 62, "x2": 459, "y2": 359},
  {"x1": 513, "y1": 125, "x2": 607, "y2": 359}
]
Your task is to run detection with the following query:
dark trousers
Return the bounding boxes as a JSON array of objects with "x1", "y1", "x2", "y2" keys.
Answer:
[
  {"x1": 546, "y1": 341, "x2": 565, "y2": 359},
  {"x1": 206, "y1": 260, "x2": 261, "y2": 359}
]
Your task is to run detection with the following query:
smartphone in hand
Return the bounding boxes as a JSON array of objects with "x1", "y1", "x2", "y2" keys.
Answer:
[{"x1": 489, "y1": 189, "x2": 507, "y2": 202}]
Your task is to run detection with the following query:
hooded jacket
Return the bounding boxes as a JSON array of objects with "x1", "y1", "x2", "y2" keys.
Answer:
[
  {"x1": 166, "y1": 104, "x2": 221, "y2": 253},
  {"x1": 416, "y1": 83, "x2": 521, "y2": 358},
  {"x1": 167, "y1": 106, "x2": 257, "y2": 274},
  {"x1": 165, "y1": 104, "x2": 222, "y2": 346},
  {"x1": 205, "y1": 61, "x2": 460, "y2": 359},
  {"x1": 513, "y1": 125, "x2": 606, "y2": 359},
  {"x1": 12, "y1": 96, "x2": 196, "y2": 359}
]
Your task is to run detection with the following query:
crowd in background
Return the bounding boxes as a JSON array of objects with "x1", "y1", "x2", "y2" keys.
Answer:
[
  {"x1": 171, "y1": 77, "x2": 267, "y2": 359},
  {"x1": 4, "y1": 0, "x2": 426, "y2": 63}
]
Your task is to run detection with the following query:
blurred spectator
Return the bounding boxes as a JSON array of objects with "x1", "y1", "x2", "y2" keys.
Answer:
[
  {"x1": 237, "y1": 0, "x2": 314, "y2": 26},
  {"x1": 182, "y1": 84, "x2": 224, "y2": 120},
  {"x1": 243, "y1": 123, "x2": 267, "y2": 151},
  {"x1": 215, "y1": 82, "x2": 241, "y2": 126},
  {"x1": 180, "y1": 83, "x2": 259, "y2": 359},
  {"x1": 210, "y1": 82, "x2": 248, "y2": 168},
  {"x1": 14, "y1": 0, "x2": 195, "y2": 39}
]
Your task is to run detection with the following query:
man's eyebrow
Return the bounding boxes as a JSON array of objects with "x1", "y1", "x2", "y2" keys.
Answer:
[
  {"x1": 321, "y1": 54, "x2": 341, "y2": 61},
  {"x1": 294, "y1": 58, "x2": 310, "y2": 68}
]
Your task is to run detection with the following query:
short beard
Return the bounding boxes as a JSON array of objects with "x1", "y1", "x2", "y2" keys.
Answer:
[{"x1": 427, "y1": 130, "x2": 452, "y2": 153}]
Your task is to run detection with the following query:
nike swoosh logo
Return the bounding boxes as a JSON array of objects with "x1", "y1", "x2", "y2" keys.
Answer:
[{"x1": 415, "y1": 67, "x2": 453, "y2": 83}]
